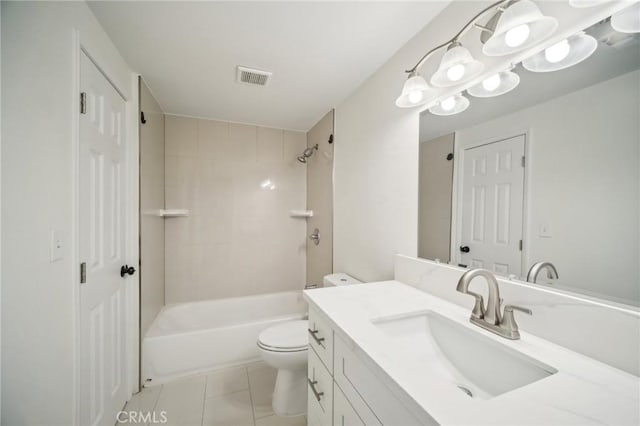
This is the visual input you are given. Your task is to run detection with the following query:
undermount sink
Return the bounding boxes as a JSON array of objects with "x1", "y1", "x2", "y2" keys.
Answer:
[{"x1": 372, "y1": 311, "x2": 557, "y2": 399}]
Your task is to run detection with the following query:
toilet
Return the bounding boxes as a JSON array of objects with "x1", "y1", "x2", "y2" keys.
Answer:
[{"x1": 257, "y1": 273, "x2": 362, "y2": 416}]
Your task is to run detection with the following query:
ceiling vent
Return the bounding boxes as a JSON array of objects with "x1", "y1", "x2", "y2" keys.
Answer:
[{"x1": 236, "y1": 66, "x2": 272, "y2": 87}]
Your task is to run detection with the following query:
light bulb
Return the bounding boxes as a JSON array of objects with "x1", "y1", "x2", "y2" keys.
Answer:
[
  {"x1": 505, "y1": 24, "x2": 530, "y2": 47},
  {"x1": 446, "y1": 64, "x2": 465, "y2": 82},
  {"x1": 440, "y1": 96, "x2": 456, "y2": 111},
  {"x1": 408, "y1": 90, "x2": 423, "y2": 104},
  {"x1": 545, "y1": 39, "x2": 570, "y2": 63},
  {"x1": 482, "y1": 74, "x2": 502, "y2": 92}
]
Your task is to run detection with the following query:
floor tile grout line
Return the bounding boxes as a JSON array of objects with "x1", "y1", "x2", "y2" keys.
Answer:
[
  {"x1": 204, "y1": 387, "x2": 251, "y2": 401},
  {"x1": 245, "y1": 366, "x2": 258, "y2": 426},
  {"x1": 148, "y1": 384, "x2": 163, "y2": 426}
]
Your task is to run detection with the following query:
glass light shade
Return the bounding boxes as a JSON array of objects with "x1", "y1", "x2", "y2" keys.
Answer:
[
  {"x1": 395, "y1": 73, "x2": 437, "y2": 108},
  {"x1": 468, "y1": 70, "x2": 520, "y2": 98},
  {"x1": 429, "y1": 94, "x2": 470, "y2": 116},
  {"x1": 568, "y1": 0, "x2": 609, "y2": 7},
  {"x1": 430, "y1": 45, "x2": 484, "y2": 87},
  {"x1": 523, "y1": 32, "x2": 598, "y2": 72},
  {"x1": 611, "y1": 3, "x2": 640, "y2": 34},
  {"x1": 483, "y1": 0, "x2": 558, "y2": 56}
]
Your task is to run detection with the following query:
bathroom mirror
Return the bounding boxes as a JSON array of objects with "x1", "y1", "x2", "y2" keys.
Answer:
[{"x1": 418, "y1": 19, "x2": 640, "y2": 307}]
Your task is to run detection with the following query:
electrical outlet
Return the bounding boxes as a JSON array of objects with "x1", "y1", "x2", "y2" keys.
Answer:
[{"x1": 539, "y1": 223, "x2": 553, "y2": 238}]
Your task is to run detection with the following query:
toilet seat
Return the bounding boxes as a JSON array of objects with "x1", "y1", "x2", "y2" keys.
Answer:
[{"x1": 257, "y1": 320, "x2": 308, "y2": 352}]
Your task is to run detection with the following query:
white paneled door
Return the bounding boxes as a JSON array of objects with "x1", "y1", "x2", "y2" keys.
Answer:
[
  {"x1": 459, "y1": 135, "x2": 525, "y2": 276},
  {"x1": 79, "y1": 51, "x2": 129, "y2": 426}
]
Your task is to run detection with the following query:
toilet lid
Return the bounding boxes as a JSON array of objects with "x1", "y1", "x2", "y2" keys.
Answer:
[{"x1": 258, "y1": 320, "x2": 308, "y2": 351}]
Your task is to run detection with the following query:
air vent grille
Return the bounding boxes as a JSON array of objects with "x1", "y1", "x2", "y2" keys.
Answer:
[{"x1": 236, "y1": 66, "x2": 272, "y2": 86}]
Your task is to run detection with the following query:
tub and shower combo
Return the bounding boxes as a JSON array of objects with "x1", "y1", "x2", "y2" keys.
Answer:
[{"x1": 143, "y1": 291, "x2": 308, "y2": 385}]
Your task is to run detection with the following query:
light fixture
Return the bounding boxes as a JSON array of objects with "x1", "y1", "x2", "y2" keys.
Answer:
[
  {"x1": 611, "y1": 2, "x2": 640, "y2": 34},
  {"x1": 395, "y1": 72, "x2": 437, "y2": 108},
  {"x1": 483, "y1": 0, "x2": 558, "y2": 56},
  {"x1": 430, "y1": 43, "x2": 484, "y2": 87},
  {"x1": 468, "y1": 68, "x2": 520, "y2": 97},
  {"x1": 429, "y1": 93, "x2": 470, "y2": 116},
  {"x1": 523, "y1": 32, "x2": 597, "y2": 72}
]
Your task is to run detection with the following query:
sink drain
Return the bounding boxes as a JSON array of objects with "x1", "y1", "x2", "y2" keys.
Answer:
[{"x1": 457, "y1": 385, "x2": 473, "y2": 397}]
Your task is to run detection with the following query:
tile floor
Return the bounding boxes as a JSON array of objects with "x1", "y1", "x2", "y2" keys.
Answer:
[{"x1": 121, "y1": 362, "x2": 306, "y2": 426}]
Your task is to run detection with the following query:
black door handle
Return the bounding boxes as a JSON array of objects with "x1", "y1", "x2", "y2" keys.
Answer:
[
  {"x1": 460, "y1": 246, "x2": 470, "y2": 253},
  {"x1": 120, "y1": 265, "x2": 136, "y2": 277}
]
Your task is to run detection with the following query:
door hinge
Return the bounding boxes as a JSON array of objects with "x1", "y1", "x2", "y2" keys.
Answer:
[
  {"x1": 80, "y1": 262, "x2": 87, "y2": 284},
  {"x1": 519, "y1": 240, "x2": 523, "y2": 251},
  {"x1": 80, "y1": 92, "x2": 87, "y2": 114},
  {"x1": 140, "y1": 111, "x2": 146, "y2": 124},
  {"x1": 521, "y1": 156, "x2": 526, "y2": 167}
]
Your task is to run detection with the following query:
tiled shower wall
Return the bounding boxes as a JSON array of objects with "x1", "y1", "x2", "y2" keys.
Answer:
[
  {"x1": 140, "y1": 80, "x2": 165, "y2": 335},
  {"x1": 164, "y1": 115, "x2": 307, "y2": 303}
]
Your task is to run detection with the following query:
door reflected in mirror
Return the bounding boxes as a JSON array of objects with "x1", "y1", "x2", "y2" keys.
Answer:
[{"x1": 418, "y1": 19, "x2": 639, "y2": 307}]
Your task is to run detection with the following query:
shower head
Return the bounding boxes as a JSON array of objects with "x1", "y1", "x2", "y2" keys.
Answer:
[{"x1": 297, "y1": 144, "x2": 318, "y2": 163}]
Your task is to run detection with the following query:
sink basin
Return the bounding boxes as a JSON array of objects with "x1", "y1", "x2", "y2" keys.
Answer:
[{"x1": 372, "y1": 311, "x2": 557, "y2": 399}]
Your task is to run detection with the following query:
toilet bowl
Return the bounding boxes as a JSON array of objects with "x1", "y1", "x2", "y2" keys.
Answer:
[
  {"x1": 257, "y1": 320, "x2": 309, "y2": 416},
  {"x1": 257, "y1": 273, "x2": 362, "y2": 416}
]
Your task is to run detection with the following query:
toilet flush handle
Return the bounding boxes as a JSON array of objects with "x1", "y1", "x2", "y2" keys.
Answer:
[{"x1": 309, "y1": 228, "x2": 320, "y2": 246}]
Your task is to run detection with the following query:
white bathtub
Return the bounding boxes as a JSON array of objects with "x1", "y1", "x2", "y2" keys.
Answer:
[{"x1": 142, "y1": 291, "x2": 308, "y2": 385}]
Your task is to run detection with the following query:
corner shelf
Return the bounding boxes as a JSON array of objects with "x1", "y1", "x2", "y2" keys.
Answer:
[
  {"x1": 142, "y1": 209, "x2": 190, "y2": 218},
  {"x1": 290, "y1": 210, "x2": 314, "y2": 218}
]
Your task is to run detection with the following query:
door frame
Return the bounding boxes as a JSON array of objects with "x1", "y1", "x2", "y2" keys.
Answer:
[
  {"x1": 450, "y1": 128, "x2": 532, "y2": 278},
  {"x1": 71, "y1": 29, "x2": 140, "y2": 425}
]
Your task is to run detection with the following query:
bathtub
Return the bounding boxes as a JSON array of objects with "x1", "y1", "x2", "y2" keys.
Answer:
[{"x1": 142, "y1": 291, "x2": 308, "y2": 385}]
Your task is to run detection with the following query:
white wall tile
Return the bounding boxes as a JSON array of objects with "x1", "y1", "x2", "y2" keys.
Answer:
[
  {"x1": 198, "y1": 119, "x2": 228, "y2": 159},
  {"x1": 165, "y1": 117, "x2": 306, "y2": 303},
  {"x1": 166, "y1": 115, "x2": 198, "y2": 157},
  {"x1": 257, "y1": 127, "x2": 284, "y2": 163},
  {"x1": 229, "y1": 123, "x2": 258, "y2": 163},
  {"x1": 284, "y1": 130, "x2": 307, "y2": 165}
]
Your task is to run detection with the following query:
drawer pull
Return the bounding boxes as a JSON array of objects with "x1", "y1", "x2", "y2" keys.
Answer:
[
  {"x1": 308, "y1": 379, "x2": 324, "y2": 402},
  {"x1": 308, "y1": 328, "x2": 325, "y2": 345}
]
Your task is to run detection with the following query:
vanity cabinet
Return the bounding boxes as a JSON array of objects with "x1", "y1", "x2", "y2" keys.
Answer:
[{"x1": 307, "y1": 308, "x2": 423, "y2": 426}]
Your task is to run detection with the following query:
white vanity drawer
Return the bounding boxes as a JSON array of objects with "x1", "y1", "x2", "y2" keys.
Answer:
[
  {"x1": 308, "y1": 308, "x2": 334, "y2": 372},
  {"x1": 334, "y1": 334, "x2": 427, "y2": 426},
  {"x1": 308, "y1": 345, "x2": 333, "y2": 426},
  {"x1": 334, "y1": 383, "x2": 365, "y2": 426}
]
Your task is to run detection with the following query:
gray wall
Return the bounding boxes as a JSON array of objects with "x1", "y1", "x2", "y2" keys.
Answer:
[
  {"x1": 418, "y1": 133, "x2": 454, "y2": 262},
  {"x1": 140, "y1": 80, "x2": 165, "y2": 336}
]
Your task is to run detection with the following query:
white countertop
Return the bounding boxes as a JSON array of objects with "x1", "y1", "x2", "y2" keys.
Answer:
[{"x1": 303, "y1": 281, "x2": 640, "y2": 425}]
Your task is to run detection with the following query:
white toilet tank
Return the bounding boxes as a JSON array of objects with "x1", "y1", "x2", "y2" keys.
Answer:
[{"x1": 322, "y1": 273, "x2": 362, "y2": 287}]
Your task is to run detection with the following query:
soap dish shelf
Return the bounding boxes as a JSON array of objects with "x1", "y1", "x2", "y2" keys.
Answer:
[
  {"x1": 143, "y1": 209, "x2": 190, "y2": 218},
  {"x1": 290, "y1": 210, "x2": 314, "y2": 218}
]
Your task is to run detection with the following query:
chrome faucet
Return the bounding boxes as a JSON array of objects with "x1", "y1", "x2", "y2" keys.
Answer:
[
  {"x1": 456, "y1": 268, "x2": 532, "y2": 340},
  {"x1": 526, "y1": 261, "x2": 559, "y2": 283}
]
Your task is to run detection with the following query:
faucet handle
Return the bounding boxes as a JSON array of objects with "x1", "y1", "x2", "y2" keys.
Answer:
[
  {"x1": 500, "y1": 305, "x2": 532, "y2": 339},
  {"x1": 466, "y1": 291, "x2": 485, "y2": 319},
  {"x1": 504, "y1": 305, "x2": 532, "y2": 315}
]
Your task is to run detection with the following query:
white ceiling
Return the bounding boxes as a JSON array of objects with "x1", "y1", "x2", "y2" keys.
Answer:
[{"x1": 89, "y1": 1, "x2": 449, "y2": 131}]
